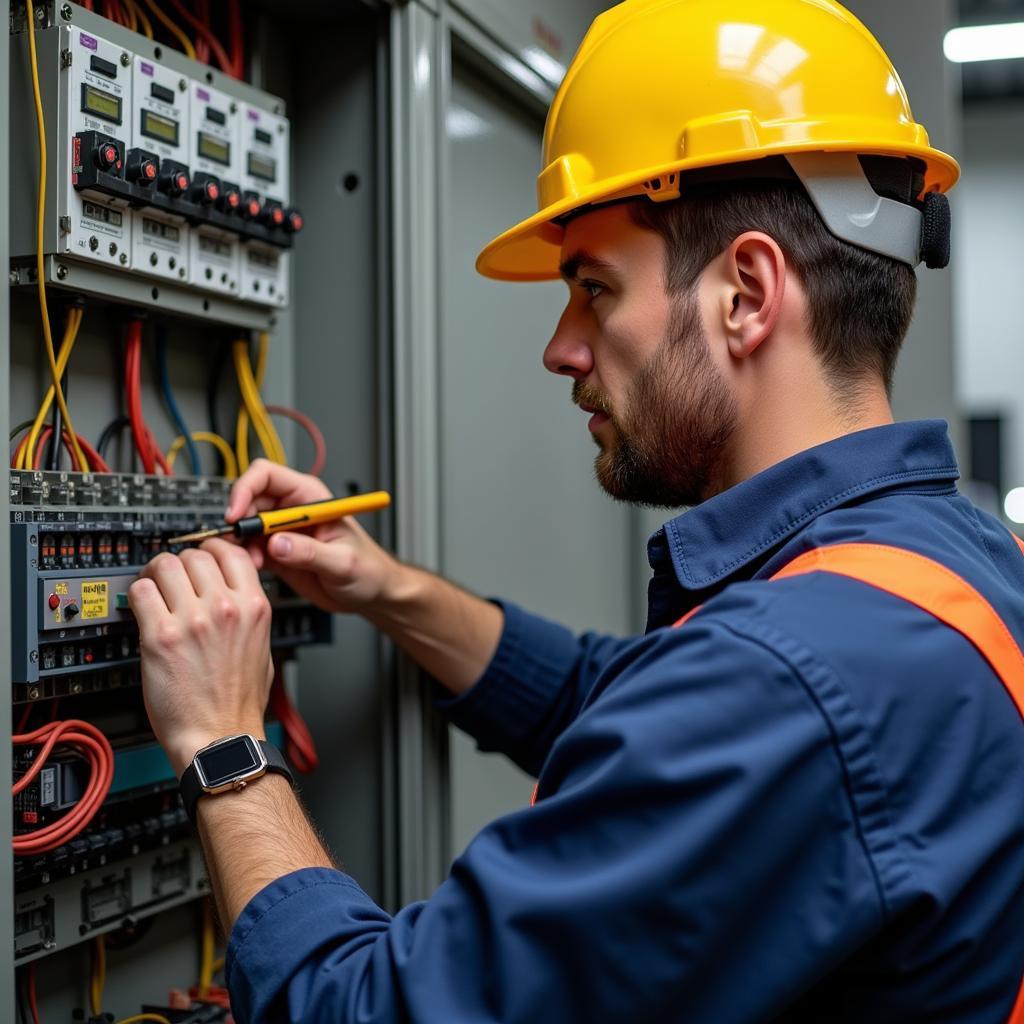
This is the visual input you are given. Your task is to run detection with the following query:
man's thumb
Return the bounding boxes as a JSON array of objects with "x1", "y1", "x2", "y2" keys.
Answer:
[{"x1": 267, "y1": 532, "x2": 335, "y2": 573}]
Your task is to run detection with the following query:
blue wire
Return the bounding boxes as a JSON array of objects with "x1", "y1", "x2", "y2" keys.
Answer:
[{"x1": 155, "y1": 327, "x2": 200, "y2": 475}]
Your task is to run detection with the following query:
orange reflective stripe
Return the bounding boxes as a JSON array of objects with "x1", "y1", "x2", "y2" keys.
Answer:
[
  {"x1": 770, "y1": 543, "x2": 1024, "y2": 724},
  {"x1": 770, "y1": 541, "x2": 1024, "y2": 1023},
  {"x1": 1015, "y1": 534, "x2": 1024, "y2": 557},
  {"x1": 672, "y1": 606, "x2": 704, "y2": 629}
]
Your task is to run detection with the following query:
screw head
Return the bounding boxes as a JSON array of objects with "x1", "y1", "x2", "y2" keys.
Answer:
[
  {"x1": 120, "y1": 51, "x2": 131, "y2": 67},
  {"x1": 230, "y1": 101, "x2": 238, "y2": 114},
  {"x1": 56, "y1": 263, "x2": 69, "y2": 280},
  {"x1": 60, "y1": 3, "x2": 72, "y2": 20},
  {"x1": 179, "y1": 267, "x2": 186, "y2": 278},
  {"x1": 179, "y1": 78, "x2": 187, "y2": 91},
  {"x1": 119, "y1": 252, "x2": 128, "y2": 265},
  {"x1": 29, "y1": 653, "x2": 38, "y2": 665}
]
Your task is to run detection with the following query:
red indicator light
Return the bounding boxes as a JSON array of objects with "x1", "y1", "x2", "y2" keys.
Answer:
[
  {"x1": 48, "y1": 594, "x2": 60, "y2": 611},
  {"x1": 176, "y1": 173, "x2": 188, "y2": 191},
  {"x1": 145, "y1": 163, "x2": 156, "y2": 179},
  {"x1": 227, "y1": 192, "x2": 240, "y2": 208},
  {"x1": 247, "y1": 199, "x2": 260, "y2": 217},
  {"x1": 207, "y1": 182, "x2": 220, "y2": 200},
  {"x1": 22, "y1": 812, "x2": 38, "y2": 825},
  {"x1": 271, "y1": 208, "x2": 284, "y2": 225},
  {"x1": 84, "y1": 651, "x2": 94, "y2": 664}
]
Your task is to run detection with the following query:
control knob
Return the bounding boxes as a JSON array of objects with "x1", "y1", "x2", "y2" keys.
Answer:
[{"x1": 284, "y1": 208, "x2": 304, "y2": 234}]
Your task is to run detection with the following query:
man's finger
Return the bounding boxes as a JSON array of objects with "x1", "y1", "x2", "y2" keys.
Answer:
[
  {"x1": 179, "y1": 547, "x2": 229, "y2": 597},
  {"x1": 139, "y1": 553, "x2": 198, "y2": 613},
  {"x1": 127, "y1": 577, "x2": 170, "y2": 634},
  {"x1": 226, "y1": 459, "x2": 331, "y2": 522},
  {"x1": 201, "y1": 537, "x2": 262, "y2": 590}
]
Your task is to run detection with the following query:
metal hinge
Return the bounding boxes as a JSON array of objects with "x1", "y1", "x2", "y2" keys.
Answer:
[{"x1": 60, "y1": 47, "x2": 72, "y2": 69}]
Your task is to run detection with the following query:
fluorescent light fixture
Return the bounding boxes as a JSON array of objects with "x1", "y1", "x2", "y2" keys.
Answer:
[
  {"x1": 1004, "y1": 487, "x2": 1024, "y2": 524},
  {"x1": 521, "y1": 46, "x2": 567, "y2": 87},
  {"x1": 944, "y1": 22, "x2": 1024, "y2": 63}
]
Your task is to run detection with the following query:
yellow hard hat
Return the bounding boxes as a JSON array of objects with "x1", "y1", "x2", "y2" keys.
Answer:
[{"x1": 476, "y1": 0, "x2": 961, "y2": 281}]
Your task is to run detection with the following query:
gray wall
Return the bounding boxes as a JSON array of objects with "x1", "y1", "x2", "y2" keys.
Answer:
[
  {"x1": 846, "y1": 0, "x2": 963, "y2": 442},
  {"x1": 954, "y1": 101, "x2": 1024, "y2": 501}
]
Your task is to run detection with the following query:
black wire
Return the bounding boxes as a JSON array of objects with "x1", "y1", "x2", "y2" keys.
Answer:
[
  {"x1": 16, "y1": 966, "x2": 29, "y2": 1024},
  {"x1": 9, "y1": 419, "x2": 36, "y2": 442},
  {"x1": 46, "y1": 368, "x2": 68, "y2": 471},
  {"x1": 96, "y1": 416, "x2": 131, "y2": 464}
]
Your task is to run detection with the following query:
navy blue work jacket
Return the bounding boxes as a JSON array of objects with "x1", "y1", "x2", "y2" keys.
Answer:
[{"x1": 225, "y1": 420, "x2": 1024, "y2": 1023}]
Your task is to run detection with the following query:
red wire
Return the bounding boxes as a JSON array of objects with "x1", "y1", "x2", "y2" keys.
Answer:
[
  {"x1": 124, "y1": 321, "x2": 171, "y2": 475},
  {"x1": 29, "y1": 427, "x2": 112, "y2": 474},
  {"x1": 265, "y1": 405, "x2": 328, "y2": 478},
  {"x1": 80, "y1": 0, "x2": 95, "y2": 10},
  {"x1": 12, "y1": 720, "x2": 114, "y2": 855},
  {"x1": 228, "y1": 0, "x2": 244, "y2": 79},
  {"x1": 169, "y1": 0, "x2": 233, "y2": 75},
  {"x1": 270, "y1": 675, "x2": 319, "y2": 774},
  {"x1": 28, "y1": 962, "x2": 40, "y2": 1024},
  {"x1": 193, "y1": 0, "x2": 210, "y2": 65}
]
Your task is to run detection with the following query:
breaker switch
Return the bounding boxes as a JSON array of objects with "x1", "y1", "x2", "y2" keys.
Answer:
[
  {"x1": 190, "y1": 173, "x2": 221, "y2": 206},
  {"x1": 125, "y1": 148, "x2": 159, "y2": 186},
  {"x1": 47, "y1": 594, "x2": 60, "y2": 611},
  {"x1": 284, "y1": 208, "x2": 304, "y2": 234},
  {"x1": 217, "y1": 184, "x2": 242, "y2": 213},
  {"x1": 95, "y1": 142, "x2": 120, "y2": 172},
  {"x1": 259, "y1": 202, "x2": 285, "y2": 229},
  {"x1": 241, "y1": 193, "x2": 262, "y2": 220},
  {"x1": 64, "y1": 602, "x2": 79, "y2": 620},
  {"x1": 159, "y1": 165, "x2": 191, "y2": 197}
]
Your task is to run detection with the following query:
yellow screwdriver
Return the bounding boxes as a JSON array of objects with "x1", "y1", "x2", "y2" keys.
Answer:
[{"x1": 167, "y1": 491, "x2": 392, "y2": 545}]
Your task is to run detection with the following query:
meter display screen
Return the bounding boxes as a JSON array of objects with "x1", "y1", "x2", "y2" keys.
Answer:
[
  {"x1": 246, "y1": 152, "x2": 276, "y2": 182},
  {"x1": 140, "y1": 109, "x2": 179, "y2": 146},
  {"x1": 81, "y1": 84, "x2": 122, "y2": 124},
  {"x1": 197, "y1": 131, "x2": 230, "y2": 166},
  {"x1": 143, "y1": 218, "x2": 180, "y2": 243}
]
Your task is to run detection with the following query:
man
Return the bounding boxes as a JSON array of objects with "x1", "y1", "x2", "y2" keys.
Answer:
[{"x1": 129, "y1": 0, "x2": 1024, "y2": 1021}]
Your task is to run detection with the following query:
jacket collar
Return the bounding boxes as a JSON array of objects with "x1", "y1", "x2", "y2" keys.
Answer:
[{"x1": 647, "y1": 420, "x2": 960, "y2": 598}]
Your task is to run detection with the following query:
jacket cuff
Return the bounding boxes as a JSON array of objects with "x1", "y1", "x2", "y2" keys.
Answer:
[{"x1": 434, "y1": 599, "x2": 581, "y2": 757}]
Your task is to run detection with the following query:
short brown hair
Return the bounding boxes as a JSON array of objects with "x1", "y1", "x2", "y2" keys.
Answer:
[{"x1": 628, "y1": 178, "x2": 918, "y2": 397}]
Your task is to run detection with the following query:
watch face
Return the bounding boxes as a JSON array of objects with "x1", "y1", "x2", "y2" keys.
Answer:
[{"x1": 196, "y1": 735, "x2": 262, "y2": 789}]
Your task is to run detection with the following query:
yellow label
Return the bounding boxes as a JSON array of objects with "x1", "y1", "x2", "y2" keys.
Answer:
[
  {"x1": 55, "y1": 582, "x2": 69, "y2": 596},
  {"x1": 81, "y1": 580, "x2": 109, "y2": 620}
]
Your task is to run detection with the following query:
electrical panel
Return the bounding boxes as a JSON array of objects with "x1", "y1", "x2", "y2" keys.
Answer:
[
  {"x1": 9, "y1": 470, "x2": 331, "y2": 965},
  {"x1": 3, "y1": 2, "x2": 373, "y2": 1018},
  {"x1": 10, "y1": 10, "x2": 301, "y2": 314}
]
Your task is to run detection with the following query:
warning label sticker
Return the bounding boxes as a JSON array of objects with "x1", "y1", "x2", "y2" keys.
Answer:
[{"x1": 81, "y1": 581, "x2": 109, "y2": 620}]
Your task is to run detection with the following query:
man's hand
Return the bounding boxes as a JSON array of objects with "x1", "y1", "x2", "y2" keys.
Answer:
[
  {"x1": 129, "y1": 540, "x2": 274, "y2": 776},
  {"x1": 226, "y1": 459, "x2": 401, "y2": 615}
]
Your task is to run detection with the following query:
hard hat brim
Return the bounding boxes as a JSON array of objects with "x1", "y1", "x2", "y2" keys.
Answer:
[{"x1": 476, "y1": 142, "x2": 960, "y2": 282}]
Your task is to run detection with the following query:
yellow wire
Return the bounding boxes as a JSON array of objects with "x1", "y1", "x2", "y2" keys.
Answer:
[
  {"x1": 233, "y1": 336, "x2": 285, "y2": 472},
  {"x1": 139, "y1": 0, "x2": 197, "y2": 59},
  {"x1": 211, "y1": 955, "x2": 225, "y2": 975},
  {"x1": 119, "y1": 0, "x2": 137, "y2": 32},
  {"x1": 166, "y1": 431, "x2": 238, "y2": 479},
  {"x1": 113, "y1": 1016, "x2": 173, "y2": 1024},
  {"x1": 90, "y1": 935, "x2": 106, "y2": 1016},
  {"x1": 20, "y1": 306, "x2": 83, "y2": 470},
  {"x1": 198, "y1": 897, "x2": 215, "y2": 997},
  {"x1": 25, "y1": 0, "x2": 87, "y2": 472},
  {"x1": 124, "y1": 0, "x2": 151, "y2": 37}
]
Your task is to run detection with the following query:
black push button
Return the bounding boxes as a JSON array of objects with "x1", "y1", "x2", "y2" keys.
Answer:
[
  {"x1": 90, "y1": 54, "x2": 118, "y2": 79},
  {"x1": 151, "y1": 82, "x2": 176, "y2": 104},
  {"x1": 206, "y1": 106, "x2": 226, "y2": 125}
]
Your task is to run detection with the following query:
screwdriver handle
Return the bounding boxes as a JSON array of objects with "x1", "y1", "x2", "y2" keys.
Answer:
[{"x1": 234, "y1": 491, "x2": 392, "y2": 539}]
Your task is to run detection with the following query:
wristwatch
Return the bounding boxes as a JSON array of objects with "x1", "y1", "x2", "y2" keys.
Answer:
[{"x1": 179, "y1": 734, "x2": 293, "y2": 824}]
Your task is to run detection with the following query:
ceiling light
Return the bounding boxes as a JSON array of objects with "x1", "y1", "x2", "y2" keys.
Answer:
[{"x1": 944, "y1": 23, "x2": 1024, "y2": 63}]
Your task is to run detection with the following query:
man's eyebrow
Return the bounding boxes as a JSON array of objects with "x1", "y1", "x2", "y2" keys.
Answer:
[{"x1": 559, "y1": 250, "x2": 616, "y2": 282}]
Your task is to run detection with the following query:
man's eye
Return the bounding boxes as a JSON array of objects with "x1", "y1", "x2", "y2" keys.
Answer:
[{"x1": 582, "y1": 280, "x2": 606, "y2": 299}]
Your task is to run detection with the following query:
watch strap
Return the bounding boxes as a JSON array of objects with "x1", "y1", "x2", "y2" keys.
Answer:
[{"x1": 179, "y1": 738, "x2": 293, "y2": 824}]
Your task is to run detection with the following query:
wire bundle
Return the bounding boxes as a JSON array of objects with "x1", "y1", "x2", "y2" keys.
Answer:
[
  {"x1": 125, "y1": 319, "x2": 172, "y2": 475},
  {"x1": 270, "y1": 673, "x2": 320, "y2": 774},
  {"x1": 234, "y1": 333, "x2": 287, "y2": 471},
  {"x1": 12, "y1": 720, "x2": 114, "y2": 856}
]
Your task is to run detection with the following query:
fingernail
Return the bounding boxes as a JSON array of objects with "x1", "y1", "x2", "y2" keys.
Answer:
[{"x1": 271, "y1": 535, "x2": 292, "y2": 556}]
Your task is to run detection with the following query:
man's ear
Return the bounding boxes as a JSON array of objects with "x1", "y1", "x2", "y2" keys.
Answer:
[{"x1": 716, "y1": 232, "x2": 787, "y2": 359}]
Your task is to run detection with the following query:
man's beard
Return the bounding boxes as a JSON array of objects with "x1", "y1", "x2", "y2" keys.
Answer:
[{"x1": 574, "y1": 289, "x2": 737, "y2": 509}]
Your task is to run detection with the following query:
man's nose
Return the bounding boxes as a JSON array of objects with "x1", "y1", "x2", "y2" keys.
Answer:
[{"x1": 543, "y1": 308, "x2": 594, "y2": 379}]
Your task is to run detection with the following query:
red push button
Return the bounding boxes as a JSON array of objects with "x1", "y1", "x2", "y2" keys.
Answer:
[
  {"x1": 48, "y1": 594, "x2": 60, "y2": 611},
  {"x1": 96, "y1": 143, "x2": 119, "y2": 170}
]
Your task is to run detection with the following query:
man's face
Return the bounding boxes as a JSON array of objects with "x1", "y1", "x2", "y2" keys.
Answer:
[{"x1": 544, "y1": 204, "x2": 737, "y2": 508}]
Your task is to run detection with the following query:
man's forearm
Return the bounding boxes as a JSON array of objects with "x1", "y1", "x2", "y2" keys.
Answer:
[
  {"x1": 197, "y1": 773, "x2": 334, "y2": 929},
  {"x1": 367, "y1": 565, "x2": 504, "y2": 697}
]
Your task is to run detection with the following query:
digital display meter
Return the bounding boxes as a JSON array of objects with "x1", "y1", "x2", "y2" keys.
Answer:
[{"x1": 81, "y1": 83, "x2": 122, "y2": 124}]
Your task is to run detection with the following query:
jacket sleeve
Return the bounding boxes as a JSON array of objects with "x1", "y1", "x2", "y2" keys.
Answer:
[
  {"x1": 435, "y1": 600, "x2": 641, "y2": 776},
  {"x1": 226, "y1": 614, "x2": 889, "y2": 1024}
]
